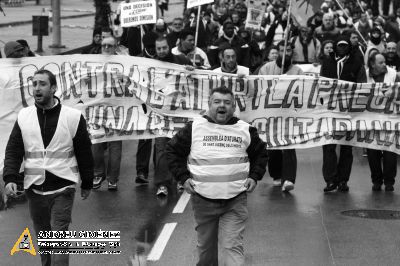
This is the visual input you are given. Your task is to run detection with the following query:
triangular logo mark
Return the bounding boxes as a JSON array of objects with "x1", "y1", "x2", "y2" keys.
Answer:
[{"x1": 10, "y1": 227, "x2": 36, "y2": 256}]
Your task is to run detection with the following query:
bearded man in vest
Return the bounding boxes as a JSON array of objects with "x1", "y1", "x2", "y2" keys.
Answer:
[
  {"x1": 366, "y1": 52, "x2": 399, "y2": 192},
  {"x1": 166, "y1": 86, "x2": 267, "y2": 266},
  {"x1": 3, "y1": 69, "x2": 94, "y2": 266}
]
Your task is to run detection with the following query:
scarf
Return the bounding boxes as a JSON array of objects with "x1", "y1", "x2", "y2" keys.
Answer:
[
  {"x1": 223, "y1": 33, "x2": 235, "y2": 44},
  {"x1": 335, "y1": 55, "x2": 349, "y2": 79}
]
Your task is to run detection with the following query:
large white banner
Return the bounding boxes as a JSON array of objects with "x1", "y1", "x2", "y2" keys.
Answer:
[
  {"x1": 120, "y1": 0, "x2": 156, "y2": 27},
  {"x1": 1, "y1": 55, "x2": 400, "y2": 170}
]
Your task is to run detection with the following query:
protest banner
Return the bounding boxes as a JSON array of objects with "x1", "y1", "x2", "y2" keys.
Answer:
[
  {"x1": 120, "y1": 0, "x2": 157, "y2": 27},
  {"x1": 1, "y1": 56, "x2": 400, "y2": 171}
]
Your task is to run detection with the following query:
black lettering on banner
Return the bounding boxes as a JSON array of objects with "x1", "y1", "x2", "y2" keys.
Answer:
[
  {"x1": 348, "y1": 83, "x2": 368, "y2": 112},
  {"x1": 336, "y1": 83, "x2": 351, "y2": 112},
  {"x1": 251, "y1": 79, "x2": 264, "y2": 110},
  {"x1": 104, "y1": 106, "x2": 123, "y2": 136},
  {"x1": 332, "y1": 118, "x2": 352, "y2": 140},
  {"x1": 318, "y1": 79, "x2": 338, "y2": 109},
  {"x1": 356, "y1": 119, "x2": 368, "y2": 142},
  {"x1": 103, "y1": 63, "x2": 124, "y2": 98},
  {"x1": 383, "y1": 121, "x2": 393, "y2": 146},
  {"x1": 295, "y1": 117, "x2": 313, "y2": 143},
  {"x1": 307, "y1": 79, "x2": 319, "y2": 109},
  {"x1": 265, "y1": 79, "x2": 283, "y2": 108},
  {"x1": 395, "y1": 122, "x2": 400, "y2": 149},
  {"x1": 61, "y1": 61, "x2": 82, "y2": 100},
  {"x1": 121, "y1": 106, "x2": 140, "y2": 134},
  {"x1": 367, "y1": 83, "x2": 389, "y2": 113},
  {"x1": 232, "y1": 77, "x2": 246, "y2": 112},
  {"x1": 370, "y1": 120, "x2": 384, "y2": 145},
  {"x1": 170, "y1": 73, "x2": 191, "y2": 110},
  {"x1": 383, "y1": 84, "x2": 397, "y2": 114},
  {"x1": 313, "y1": 117, "x2": 333, "y2": 142},
  {"x1": 84, "y1": 62, "x2": 104, "y2": 98},
  {"x1": 282, "y1": 79, "x2": 304, "y2": 109},
  {"x1": 145, "y1": 67, "x2": 164, "y2": 109}
]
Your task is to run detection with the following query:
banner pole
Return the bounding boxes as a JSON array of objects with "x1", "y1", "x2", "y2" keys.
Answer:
[
  {"x1": 193, "y1": 6, "x2": 201, "y2": 66},
  {"x1": 280, "y1": 0, "x2": 292, "y2": 75},
  {"x1": 140, "y1": 25, "x2": 144, "y2": 52}
]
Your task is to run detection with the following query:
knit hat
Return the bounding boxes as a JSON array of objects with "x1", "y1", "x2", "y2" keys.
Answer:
[{"x1": 4, "y1": 41, "x2": 24, "y2": 57}]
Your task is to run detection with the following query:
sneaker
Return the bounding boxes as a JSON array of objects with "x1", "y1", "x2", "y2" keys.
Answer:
[
  {"x1": 338, "y1": 182, "x2": 349, "y2": 192},
  {"x1": 93, "y1": 176, "x2": 105, "y2": 189},
  {"x1": 135, "y1": 174, "x2": 149, "y2": 184},
  {"x1": 385, "y1": 185, "x2": 394, "y2": 192},
  {"x1": 108, "y1": 181, "x2": 118, "y2": 191},
  {"x1": 156, "y1": 185, "x2": 168, "y2": 196},
  {"x1": 282, "y1": 181, "x2": 294, "y2": 192},
  {"x1": 372, "y1": 184, "x2": 382, "y2": 191},
  {"x1": 273, "y1": 179, "x2": 282, "y2": 187},
  {"x1": 177, "y1": 182, "x2": 184, "y2": 191}
]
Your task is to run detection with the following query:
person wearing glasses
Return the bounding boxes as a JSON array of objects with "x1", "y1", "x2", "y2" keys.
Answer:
[{"x1": 91, "y1": 36, "x2": 123, "y2": 191}]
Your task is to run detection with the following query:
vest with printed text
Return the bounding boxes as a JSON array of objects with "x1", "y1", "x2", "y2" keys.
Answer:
[{"x1": 188, "y1": 117, "x2": 251, "y2": 199}]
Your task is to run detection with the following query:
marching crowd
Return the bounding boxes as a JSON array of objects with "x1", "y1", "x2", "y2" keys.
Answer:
[{"x1": 2, "y1": 0, "x2": 400, "y2": 265}]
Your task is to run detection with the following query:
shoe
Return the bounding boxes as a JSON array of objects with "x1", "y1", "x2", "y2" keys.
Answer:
[
  {"x1": 135, "y1": 174, "x2": 149, "y2": 184},
  {"x1": 93, "y1": 176, "x2": 105, "y2": 189},
  {"x1": 156, "y1": 185, "x2": 168, "y2": 196},
  {"x1": 273, "y1": 179, "x2": 282, "y2": 187},
  {"x1": 323, "y1": 182, "x2": 338, "y2": 192},
  {"x1": 372, "y1": 184, "x2": 382, "y2": 191},
  {"x1": 282, "y1": 181, "x2": 294, "y2": 192},
  {"x1": 177, "y1": 182, "x2": 184, "y2": 191},
  {"x1": 385, "y1": 185, "x2": 394, "y2": 192},
  {"x1": 108, "y1": 181, "x2": 118, "y2": 191},
  {"x1": 338, "y1": 182, "x2": 349, "y2": 192}
]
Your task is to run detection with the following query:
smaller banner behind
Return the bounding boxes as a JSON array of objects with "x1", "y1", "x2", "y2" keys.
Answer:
[{"x1": 121, "y1": 0, "x2": 157, "y2": 27}]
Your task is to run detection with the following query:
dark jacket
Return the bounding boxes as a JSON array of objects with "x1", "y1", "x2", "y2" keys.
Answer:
[
  {"x1": 384, "y1": 53, "x2": 400, "y2": 71},
  {"x1": 156, "y1": 52, "x2": 192, "y2": 65},
  {"x1": 320, "y1": 38, "x2": 366, "y2": 83},
  {"x1": 166, "y1": 115, "x2": 267, "y2": 185},
  {"x1": 3, "y1": 98, "x2": 94, "y2": 191}
]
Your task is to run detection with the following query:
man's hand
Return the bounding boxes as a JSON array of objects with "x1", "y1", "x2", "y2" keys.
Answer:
[
  {"x1": 5, "y1": 182, "x2": 18, "y2": 197},
  {"x1": 184, "y1": 179, "x2": 196, "y2": 194},
  {"x1": 81, "y1": 189, "x2": 91, "y2": 200},
  {"x1": 244, "y1": 178, "x2": 257, "y2": 192}
]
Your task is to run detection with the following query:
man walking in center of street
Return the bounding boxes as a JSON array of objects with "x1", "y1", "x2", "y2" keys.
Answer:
[
  {"x1": 3, "y1": 69, "x2": 94, "y2": 266},
  {"x1": 166, "y1": 86, "x2": 267, "y2": 265}
]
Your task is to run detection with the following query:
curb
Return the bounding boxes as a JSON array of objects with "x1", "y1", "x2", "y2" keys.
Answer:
[{"x1": 0, "y1": 12, "x2": 95, "y2": 28}]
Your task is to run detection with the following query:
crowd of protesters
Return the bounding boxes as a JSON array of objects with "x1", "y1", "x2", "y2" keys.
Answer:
[{"x1": 2, "y1": 0, "x2": 400, "y2": 199}]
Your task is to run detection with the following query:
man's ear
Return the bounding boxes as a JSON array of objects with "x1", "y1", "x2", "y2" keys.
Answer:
[{"x1": 51, "y1": 85, "x2": 57, "y2": 95}]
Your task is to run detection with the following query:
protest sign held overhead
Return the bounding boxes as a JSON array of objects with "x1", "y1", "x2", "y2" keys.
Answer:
[
  {"x1": 245, "y1": 0, "x2": 268, "y2": 30},
  {"x1": 120, "y1": 0, "x2": 157, "y2": 27}
]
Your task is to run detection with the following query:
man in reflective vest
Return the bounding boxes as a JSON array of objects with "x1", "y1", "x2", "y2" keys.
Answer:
[
  {"x1": 166, "y1": 86, "x2": 267, "y2": 266},
  {"x1": 3, "y1": 69, "x2": 94, "y2": 266}
]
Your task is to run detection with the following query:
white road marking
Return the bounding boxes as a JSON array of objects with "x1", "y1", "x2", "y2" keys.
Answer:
[
  {"x1": 147, "y1": 223, "x2": 177, "y2": 261},
  {"x1": 172, "y1": 191, "x2": 191, "y2": 213}
]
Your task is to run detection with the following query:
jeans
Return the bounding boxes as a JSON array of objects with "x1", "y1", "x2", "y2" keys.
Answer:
[
  {"x1": 136, "y1": 139, "x2": 152, "y2": 177},
  {"x1": 367, "y1": 149, "x2": 397, "y2": 186},
  {"x1": 267, "y1": 149, "x2": 297, "y2": 183},
  {"x1": 26, "y1": 188, "x2": 75, "y2": 266},
  {"x1": 92, "y1": 141, "x2": 122, "y2": 183},
  {"x1": 191, "y1": 192, "x2": 248, "y2": 266},
  {"x1": 154, "y1": 137, "x2": 173, "y2": 187},
  {"x1": 322, "y1": 144, "x2": 353, "y2": 184}
]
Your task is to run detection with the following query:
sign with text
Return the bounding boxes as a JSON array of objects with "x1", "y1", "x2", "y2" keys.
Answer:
[
  {"x1": 1, "y1": 56, "x2": 400, "y2": 171},
  {"x1": 120, "y1": 0, "x2": 156, "y2": 27},
  {"x1": 187, "y1": 0, "x2": 214, "y2": 9}
]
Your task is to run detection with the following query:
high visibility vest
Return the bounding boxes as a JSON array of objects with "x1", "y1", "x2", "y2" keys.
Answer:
[
  {"x1": 188, "y1": 117, "x2": 251, "y2": 199},
  {"x1": 366, "y1": 67, "x2": 397, "y2": 84},
  {"x1": 18, "y1": 105, "x2": 81, "y2": 189}
]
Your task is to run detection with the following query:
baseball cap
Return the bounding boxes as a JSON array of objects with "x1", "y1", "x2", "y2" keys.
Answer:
[{"x1": 4, "y1": 41, "x2": 24, "y2": 57}]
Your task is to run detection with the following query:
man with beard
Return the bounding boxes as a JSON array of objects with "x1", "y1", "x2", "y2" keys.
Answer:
[
  {"x1": 213, "y1": 45, "x2": 249, "y2": 75},
  {"x1": 3, "y1": 69, "x2": 93, "y2": 266},
  {"x1": 320, "y1": 36, "x2": 367, "y2": 192},
  {"x1": 365, "y1": 52, "x2": 399, "y2": 192},
  {"x1": 258, "y1": 40, "x2": 303, "y2": 192},
  {"x1": 153, "y1": 36, "x2": 192, "y2": 196},
  {"x1": 171, "y1": 29, "x2": 211, "y2": 69},
  {"x1": 384, "y1": 41, "x2": 400, "y2": 71},
  {"x1": 314, "y1": 13, "x2": 340, "y2": 43},
  {"x1": 367, "y1": 27, "x2": 386, "y2": 53},
  {"x1": 292, "y1": 26, "x2": 321, "y2": 64}
]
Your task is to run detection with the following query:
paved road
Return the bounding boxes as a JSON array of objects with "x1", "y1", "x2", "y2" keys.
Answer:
[{"x1": 1, "y1": 144, "x2": 400, "y2": 266}]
